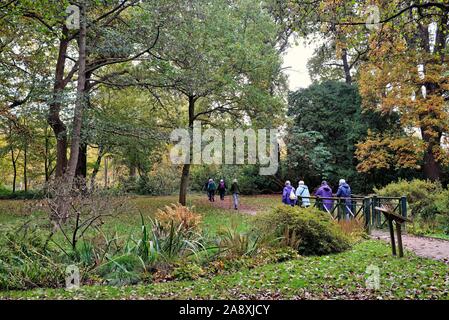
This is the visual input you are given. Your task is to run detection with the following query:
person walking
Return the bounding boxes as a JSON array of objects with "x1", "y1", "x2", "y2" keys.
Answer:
[
  {"x1": 315, "y1": 181, "x2": 333, "y2": 212},
  {"x1": 203, "y1": 177, "x2": 211, "y2": 199},
  {"x1": 207, "y1": 178, "x2": 217, "y2": 202},
  {"x1": 217, "y1": 179, "x2": 227, "y2": 201},
  {"x1": 282, "y1": 180, "x2": 296, "y2": 206},
  {"x1": 336, "y1": 179, "x2": 352, "y2": 220},
  {"x1": 230, "y1": 179, "x2": 240, "y2": 210},
  {"x1": 296, "y1": 180, "x2": 311, "y2": 207}
]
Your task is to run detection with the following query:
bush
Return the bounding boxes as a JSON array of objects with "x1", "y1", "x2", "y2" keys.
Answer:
[
  {"x1": 375, "y1": 179, "x2": 449, "y2": 236},
  {"x1": 0, "y1": 187, "x2": 45, "y2": 200},
  {"x1": 257, "y1": 205, "x2": 351, "y2": 256},
  {"x1": 375, "y1": 179, "x2": 441, "y2": 220},
  {"x1": 216, "y1": 227, "x2": 260, "y2": 258},
  {"x1": 434, "y1": 190, "x2": 449, "y2": 235},
  {"x1": 155, "y1": 204, "x2": 202, "y2": 232}
]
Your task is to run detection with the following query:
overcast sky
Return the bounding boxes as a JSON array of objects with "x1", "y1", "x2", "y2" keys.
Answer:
[{"x1": 282, "y1": 40, "x2": 317, "y2": 91}]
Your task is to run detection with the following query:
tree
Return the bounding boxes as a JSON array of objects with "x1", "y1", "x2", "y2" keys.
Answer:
[
  {"x1": 288, "y1": 0, "x2": 449, "y2": 181},
  {"x1": 139, "y1": 0, "x2": 285, "y2": 205},
  {"x1": 355, "y1": 1, "x2": 449, "y2": 181},
  {"x1": 287, "y1": 80, "x2": 402, "y2": 191}
]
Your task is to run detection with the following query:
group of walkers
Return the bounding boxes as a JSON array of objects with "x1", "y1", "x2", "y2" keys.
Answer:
[
  {"x1": 203, "y1": 176, "x2": 353, "y2": 216},
  {"x1": 282, "y1": 179, "x2": 352, "y2": 218},
  {"x1": 204, "y1": 178, "x2": 240, "y2": 210}
]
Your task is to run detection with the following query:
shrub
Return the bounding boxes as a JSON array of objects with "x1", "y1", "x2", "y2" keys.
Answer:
[
  {"x1": 374, "y1": 179, "x2": 441, "y2": 220},
  {"x1": 97, "y1": 254, "x2": 144, "y2": 286},
  {"x1": 155, "y1": 204, "x2": 202, "y2": 232},
  {"x1": 216, "y1": 227, "x2": 261, "y2": 258},
  {"x1": 257, "y1": 205, "x2": 351, "y2": 256},
  {"x1": 434, "y1": 189, "x2": 449, "y2": 235}
]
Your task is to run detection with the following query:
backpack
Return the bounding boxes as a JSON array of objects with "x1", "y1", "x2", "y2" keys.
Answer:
[
  {"x1": 219, "y1": 182, "x2": 225, "y2": 189},
  {"x1": 289, "y1": 189, "x2": 297, "y2": 200}
]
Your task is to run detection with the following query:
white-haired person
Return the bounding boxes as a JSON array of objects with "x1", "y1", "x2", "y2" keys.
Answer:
[
  {"x1": 336, "y1": 179, "x2": 352, "y2": 220},
  {"x1": 230, "y1": 179, "x2": 240, "y2": 210},
  {"x1": 296, "y1": 180, "x2": 311, "y2": 207},
  {"x1": 282, "y1": 180, "x2": 296, "y2": 206}
]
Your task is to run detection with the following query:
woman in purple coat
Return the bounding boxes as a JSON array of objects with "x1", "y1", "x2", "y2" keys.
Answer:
[
  {"x1": 282, "y1": 180, "x2": 296, "y2": 206},
  {"x1": 315, "y1": 181, "x2": 334, "y2": 211}
]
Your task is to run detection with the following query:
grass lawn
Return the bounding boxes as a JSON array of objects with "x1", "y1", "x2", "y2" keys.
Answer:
[{"x1": 0, "y1": 195, "x2": 448, "y2": 300}]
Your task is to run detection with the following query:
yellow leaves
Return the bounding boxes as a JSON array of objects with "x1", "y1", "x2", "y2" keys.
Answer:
[{"x1": 355, "y1": 131, "x2": 424, "y2": 173}]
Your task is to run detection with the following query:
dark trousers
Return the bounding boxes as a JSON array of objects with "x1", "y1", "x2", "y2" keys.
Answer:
[
  {"x1": 219, "y1": 190, "x2": 225, "y2": 200},
  {"x1": 208, "y1": 190, "x2": 215, "y2": 202}
]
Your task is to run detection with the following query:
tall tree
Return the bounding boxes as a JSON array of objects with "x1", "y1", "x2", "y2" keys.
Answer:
[{"x1": 139, "y1": 0, "x2": 285, "y2": 205}]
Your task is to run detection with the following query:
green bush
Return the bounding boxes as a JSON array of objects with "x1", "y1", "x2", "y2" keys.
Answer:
[
  {"x1": 434, "y1": 190, "x2": 449, "y2": 235},
  {"x1": 257, "y1": 205, "x2": 351, "y2": 256},
  {"x1": 0, "y1": 187, "x2": 45, "y2": 200},
  {"x1": 375, "y1": 179, "x2": 441, "y2": 220}
]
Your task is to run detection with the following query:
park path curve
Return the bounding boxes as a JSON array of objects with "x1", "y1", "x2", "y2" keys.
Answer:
[{"x1": 370, "y1": 230, "x2": 449, "y2": 264}]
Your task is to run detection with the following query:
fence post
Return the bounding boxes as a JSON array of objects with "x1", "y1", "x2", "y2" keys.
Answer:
[
  {"x1": 401, "y1": 196, "x2": 407, "y2": 231},
  {"x1": 363, "y1": 197, "x2": 371, "y2": 233},
  {"x1": 371, "y1": 195, "x2": 377, "y2": 228}
]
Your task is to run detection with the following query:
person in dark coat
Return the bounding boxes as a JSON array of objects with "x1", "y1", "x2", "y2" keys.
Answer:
[
  {"x1": 206, "y1": 179, "x2": 217, "y2": 202},
  {"x1": 230, "y1": 179, "x2": 240, "y2": 210},
  {"x1": 217, "y1": 179, "x2": 227, "y2": 201},
  {"x1": 315, "y1": 181, "x2": 333, "y2": 211},
  {"x1": 336, "y1": 179, "x2": 352, "y2": 219}
]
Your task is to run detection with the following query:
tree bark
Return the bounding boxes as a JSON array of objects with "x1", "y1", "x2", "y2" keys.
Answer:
[
  {"x1": 75, "y1": 143, "x2": 87, "y2": 178},
  {"x1": 66, "y1": 2, "x2": 87, "y2": 181},
  {"x1": 10, "y1": 147, "x2": 17, "y2": 193},
  {"x1": 178, "y1": 95, "x2": 196, "y2": 205},
  {"x1": 48, "y1": 26, "x2": 69, "y2": 178},
  {"x1": 341, "y1": 48, "x2": 352, "y2": 85}
]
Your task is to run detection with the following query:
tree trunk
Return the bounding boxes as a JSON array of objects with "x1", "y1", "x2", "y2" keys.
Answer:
[
  {"x1": 48, "y1": 26, "x2": 69, "y2": 178},
  {"x1": 10, "y1": 147, "x2": 17, "y2": 193},
  {"x1": 56, "y1": 2, "x2": 87, "y2": 224},
  {"x1": 179, "y1": 163, "x2": 191, "y2": 205},
  {"x1": 44, "y1": 126, "x2": 50, "y2": 181},
  {"x1": 421, "y1": 127, "x2": 442, "y2": 181},
  {"x1": 66, "y1": 2, "x2": 87, "y2": 181},
  {"x1": 75, "y1": 143, "x2": 87, "y2": 178},
  {"x1": 178, "y1": 95, "x2": 196, "y2": 205},
  {"x1": 341, "y1": 48, "x2": 352, "y2": 85}
]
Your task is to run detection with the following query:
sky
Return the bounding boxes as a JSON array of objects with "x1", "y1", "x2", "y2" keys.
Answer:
[{"x1": 282, "y1": 40, "x2": 318, "y2": 91}]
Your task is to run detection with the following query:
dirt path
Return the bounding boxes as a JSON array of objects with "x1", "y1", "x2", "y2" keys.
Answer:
[
  {"x1": 371, "y1": 230, "x2": 449, "y2": 264},
  {"x1": 198, "y1": 197, "x2": 258, "y2": 215}
]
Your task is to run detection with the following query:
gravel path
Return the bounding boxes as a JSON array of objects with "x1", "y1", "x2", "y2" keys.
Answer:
[{"x1": 371, "y1": 229, "x2": 449, "y2": 264}]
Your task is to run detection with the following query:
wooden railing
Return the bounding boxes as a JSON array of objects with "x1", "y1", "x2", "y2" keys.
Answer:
[{"x1": 294, "y1": 195, "x2": 407, "y2": 232}]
